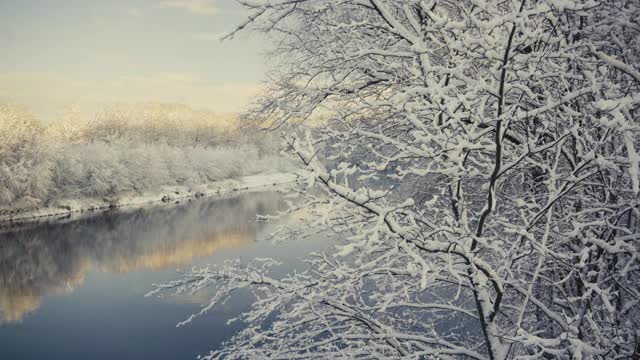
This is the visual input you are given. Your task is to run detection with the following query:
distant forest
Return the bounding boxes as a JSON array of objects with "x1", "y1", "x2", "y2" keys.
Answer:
[{"x1": 0, "y1": 103, "x2": 291, "y2": 210}]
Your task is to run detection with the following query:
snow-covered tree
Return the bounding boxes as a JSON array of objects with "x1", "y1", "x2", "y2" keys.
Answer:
[{"x1": 151, "y1": 0, "x2": 640, "y2": 359}]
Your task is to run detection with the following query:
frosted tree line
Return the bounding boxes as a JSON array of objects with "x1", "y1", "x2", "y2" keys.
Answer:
[
  {"x1": 0, "y1": 103, "x2": 291, "y2": 211},
  {"x1": 150, "y1": 0, "x2": 640, "y2": 359}
]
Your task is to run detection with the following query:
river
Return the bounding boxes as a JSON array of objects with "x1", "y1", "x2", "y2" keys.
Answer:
[{"x1": 0, "y1": 191, "x2": 319, "y2": 359}]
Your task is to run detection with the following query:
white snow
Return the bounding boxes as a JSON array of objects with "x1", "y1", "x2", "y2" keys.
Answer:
[{"x1": 0, "y1": 172, "x2": 302, "y2": 225}]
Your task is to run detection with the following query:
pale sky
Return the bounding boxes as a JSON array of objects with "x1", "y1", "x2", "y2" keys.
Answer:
[{"x1": 0, "y1": 0, "x2": 268, "y2": 120}]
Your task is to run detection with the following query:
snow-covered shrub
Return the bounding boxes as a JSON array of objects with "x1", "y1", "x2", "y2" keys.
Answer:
[
  {"x1": 0, "y1": 102, "x2": 293, "y2": 210},
  {"x1": 85, "y1": 103, "x2": 237, "y2": 147},
  {"x1": 0, "y1": 104, "x2": 52, "y2": 209},
  {"x1": 45, "y1": 105, "x2": 92, "y2": 144},
  {"x1": 46, "y1": 141, "x2": 290, "y2": 200}
]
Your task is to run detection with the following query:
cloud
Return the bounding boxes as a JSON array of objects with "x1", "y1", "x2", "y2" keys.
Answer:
[
  {"x1": 158, "y1": 0, "x2": 220, "y2": 15},
  {"x1": 191, "y1": 32, "x2": 226, "y2": 42},
  {"x1": 127, "y1": 8, "x2": 142, "y2": 17},
  {"x1": 0, "y1": 71, "x2": 264, "y2": 120}
]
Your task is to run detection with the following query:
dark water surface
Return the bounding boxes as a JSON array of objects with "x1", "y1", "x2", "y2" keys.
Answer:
[{"x1": 0, "y1": 191, "x2": 316, "y2": 360}]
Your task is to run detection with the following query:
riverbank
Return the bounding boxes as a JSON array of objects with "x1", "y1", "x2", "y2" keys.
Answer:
[{"x1": 0, "y1": 172, "x2": 301, "y2": 226}]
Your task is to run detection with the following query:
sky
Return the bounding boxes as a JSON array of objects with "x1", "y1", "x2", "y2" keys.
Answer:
[{"x1": 0, "y1": 0, "x2": 269, "y2": 120}]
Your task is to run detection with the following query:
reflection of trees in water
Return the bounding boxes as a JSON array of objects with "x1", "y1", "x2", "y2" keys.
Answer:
[{"x1": 0, "y1": 192, "x2": 282, "y2": 324}]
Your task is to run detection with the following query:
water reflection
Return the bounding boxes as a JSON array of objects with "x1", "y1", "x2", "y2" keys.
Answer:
[{"x1": 0, "y1": 192, "x2": 282, "y2": 324}]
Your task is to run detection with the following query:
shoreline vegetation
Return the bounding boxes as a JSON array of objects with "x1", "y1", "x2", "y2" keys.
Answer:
[
  {"x1": 0, "y1": 102, "x2": 295, "y2": 224},
  {"x1": 0, "y1": 172, "x2": 301, "y2": 227}
]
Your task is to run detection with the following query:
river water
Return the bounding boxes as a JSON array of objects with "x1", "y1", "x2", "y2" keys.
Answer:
[{"x1": 0, "y1": 191, "x2": 318, "y2": 360}]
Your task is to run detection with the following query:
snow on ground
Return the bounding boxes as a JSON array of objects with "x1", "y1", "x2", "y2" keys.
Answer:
[{"x1": 0, "y1": 172, "x2": 302, "y2": 226}]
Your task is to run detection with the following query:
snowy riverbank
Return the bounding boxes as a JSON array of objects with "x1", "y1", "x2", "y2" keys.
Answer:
[{"x1": 0, "y1": 172, "x2": 301, "y2": 225}]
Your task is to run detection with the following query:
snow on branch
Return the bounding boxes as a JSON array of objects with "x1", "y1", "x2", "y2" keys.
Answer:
[{"x1": 152, "y1": 1, "x2": 640, "y2": 359}]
